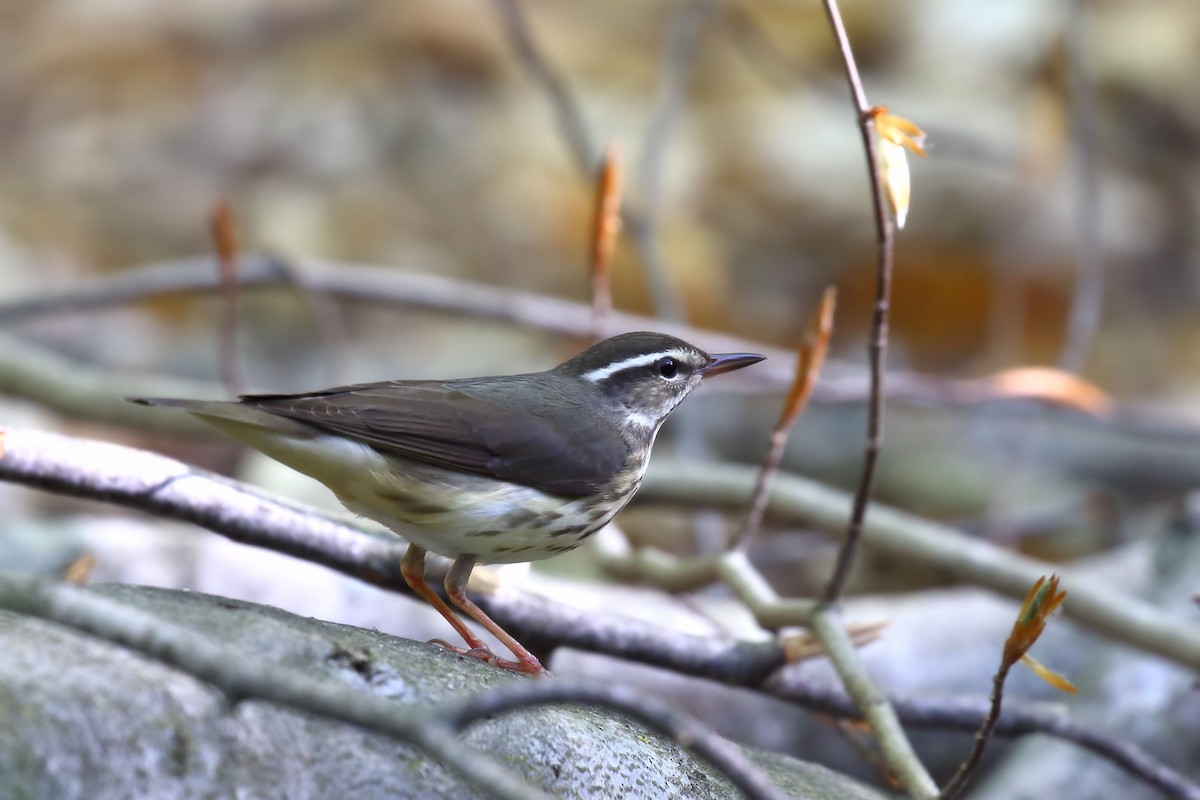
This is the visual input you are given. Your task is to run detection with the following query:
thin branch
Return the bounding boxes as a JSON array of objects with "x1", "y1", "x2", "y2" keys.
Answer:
[
  {"x1": 732, "y1": 287, "x2": 836, "y2": 550},
  {"x1": 0, "y1": 334, "x2": 215, "y2": 435},
  {"x1": 0, "y1": 253, "x2": 1127, "y2": 413},
  {"x1": 0, "y1": 571, "x2": 551, "y2": 800},
  {"x1": 444, "y1": 682, "x2": 788, "y2": 800},
  {"x1": 939, "y1": 661, "x2": 1010, "y2": 799},
  {"x1": 639, "y1": 460, "x2": 1200, "y2": 673},
  {"x1": 0, "y1": 254, "x2": 792, "y2": 381},
  {"x1": 942, "y1": 576, "x2": 1074, "y2": 798},
  {"x1": 819, "y1": 0, "x2": 896, "y2": 605},
  {"x1": 810, "y1": 608, "x2": 938, "y2": 798},
  {"x1": 489, "y1": 0, "x2": 685, "y2": 322},
  {"x1": 1, "y1": 428, "x2": 1196, "y2": 797},
  {"x1": 0, "y1": 427, "x2": 788, "y2": 683},
  {"x1": 267, "y1": 254, "x2": 351, "y2": 386},
  {"x1": 490, "y1": 0, "x2": 596, "y2": 170},
  {"x1": 597, "y1": 528, "x2": 818, "y2": 630},
  {"x1": 632, "y1": 0, "x2": 719, "y2": 323},
  {"x1": 209, "y1": 202, "x2": 245, "y2": 395},
  {"x1": 1058, "y1": 0, "x2": 1104, "y2": 374},
  {"x1": 589, "y1": 143, "x2": 623, "y2": 343},
  {"x1": 807, "y1": 4, "x2": 923, "y2": 793},
  {"x1": 6, "y1": 425, "x2": 1200, "y2": 678}
]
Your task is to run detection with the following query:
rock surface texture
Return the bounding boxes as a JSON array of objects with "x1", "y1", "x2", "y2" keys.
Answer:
[{"x1": 0, "y1": 584, "x2": 884, "y2": 800}]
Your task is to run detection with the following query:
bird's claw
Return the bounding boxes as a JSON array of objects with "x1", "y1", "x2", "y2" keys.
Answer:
[{"x1": 426, "y1": 638, "x2": 549, "y2": 676}]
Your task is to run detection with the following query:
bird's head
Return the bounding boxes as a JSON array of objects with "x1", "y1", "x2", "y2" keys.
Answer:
[{"x1": 557, "y1": 331, "x2": 764, "y2": 431}]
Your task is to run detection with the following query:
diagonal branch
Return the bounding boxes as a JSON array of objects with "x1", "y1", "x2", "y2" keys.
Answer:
[
  {"x1": 732, "y1": 287, "x2": 837, "y2": 550},
  {"x1": 0, "y1": 254, "x2": 789, "y2": 379},
  {"x1": 819, "y1": 0, "x2": 896, "y2": 606},
  {"x1": 0, "y1": 253, "x2": 1124, "y2": 412},
  {"x1": 811, "y1": 608, "x2": 938, "y2": 798},
  {"x1": 0, "y1": 427, "x2": 1196, "y2": 797},
  {"x1": 490, "y1": 0, "x2": 596, "y2": 170},
  {"x1": 809, "y1": 0, "x2": 925, "y2": 792},
  {"x1": 631, "y1": 0, "x2": 720, "y2": 323},
  {"x1": 639, "y1": 460, "x2": 1200, "y2": 673},
  {"x1": 490, "y1": 0, "x2": 687, "y2": 321}
]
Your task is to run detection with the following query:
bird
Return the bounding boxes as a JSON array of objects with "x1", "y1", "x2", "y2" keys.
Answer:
[{"x1": 129, "y1": 331, "x2": 764, "y2": 675}]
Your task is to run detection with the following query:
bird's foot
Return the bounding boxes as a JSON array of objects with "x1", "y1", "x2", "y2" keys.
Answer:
[{"x1": 427, "y1": 638, "x2": 550, "y2": 676}]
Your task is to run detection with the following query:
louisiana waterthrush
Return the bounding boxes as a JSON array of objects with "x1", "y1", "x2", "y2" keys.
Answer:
[{"x1": 130, "y1": 331, "x2": 763, "y2": 675}]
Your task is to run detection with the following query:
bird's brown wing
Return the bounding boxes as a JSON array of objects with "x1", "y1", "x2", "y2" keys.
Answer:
[{"x1": 240, "y1": 380, "x2": 630, "y2": 497}]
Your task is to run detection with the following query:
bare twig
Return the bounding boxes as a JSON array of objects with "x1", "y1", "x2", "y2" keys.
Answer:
[
  {"x1": 639, "y1": 461, "x2": 1200, "y2": 672},
  {"x1": 632, "y1": 0, "x2": 720, "y2": 323},
  {"x1": 601, "y1": 528, "x2": 818, "y2": 628},
  {"x1": 0, "y1": 333, "x2": 215, "y2": 435},
  {"x1": 589, "y1": 143, "x2": 623, "y2": 343},
  {"x1": 266, "y1": 254, "x2": 350, "y2": 386},
  {"x1": 62, "y1": 553, "x2": 96, "y2": 585},
  {"x1": 805, "y1": 3, "x2": 927, "y2": 793},
  {"x1": 732, "y1": 287, "x2": 836, "y2": 550},
  {"x1": 941, "y1": 576, "x2": 1073, "y2": 799},
  {"x1": 0, "y1": 254, "x2": 793, "y2": 383},
  {"x1": 0, "y1": 571, "x2": 551, "y2": 800},
  {"x1": 1058, "y1": 0, "x2": 1104, "y2": 374},
  {"x1": 490, "y1": 0, "x2": 596, "y2": 170},
  {"x1": 0, "y1": 254, "x2": 1129, "y2": 412},
  {"x1": 940, "y1": 660, "x2": 1009, "y2": 800},
  {"x1": 898, "y1": 693, "x2": 1200, "y2": 800},
  {"x1": 209, "y1": 203, "x2": 245, "y2": 395},
  {"x1": 444, "y1": 682, "x2": 787, "y2": 800},
  {"x1": 9, "y1": 427, "x2": 1200, "y2": 674},
  {"x1": 810, "y1": 608, "x2": 938, "y2": 798},
  {"x1": 1, "y1": 428, "x2": 1196, "y2": 797},
  {"x1": 0, "y1": 427, "x2": 787, "y2": 681},
  {"x1": 490, "y1": 0, "x2": 686, "y2": 322},
  {"x1": 819, "y1": 0, "x2": 896, "y2": 605}
]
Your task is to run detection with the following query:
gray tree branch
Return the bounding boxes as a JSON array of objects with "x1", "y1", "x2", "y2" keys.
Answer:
[{"x1": 0, "y1": 426, "x2": 1195, "y2": 798}]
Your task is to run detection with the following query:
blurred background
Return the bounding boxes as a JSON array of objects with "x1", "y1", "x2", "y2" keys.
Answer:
[
  {"x1": 4, "y1": 0, "x2": 1200, "y2": 553},
  {"x1": 2, "y1": 0, "x2": 1200, "y2": 794},
  {"x1": 1, "y1": 0, "x2": 1196, "y2": 386}
]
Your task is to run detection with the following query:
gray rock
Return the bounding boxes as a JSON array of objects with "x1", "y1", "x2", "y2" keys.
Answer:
[{"x1": 0, "y1": 584, "x2": 887, "y2": 800}]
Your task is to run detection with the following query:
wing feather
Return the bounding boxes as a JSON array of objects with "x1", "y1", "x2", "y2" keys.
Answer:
[{"x1": 240, "y1": 380, "x2": 629, "y2": 497}]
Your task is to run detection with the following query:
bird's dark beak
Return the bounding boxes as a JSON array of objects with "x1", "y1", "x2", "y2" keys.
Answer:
[{"x1": 699, "y1": 352, "x2": 766, "y2": 378}]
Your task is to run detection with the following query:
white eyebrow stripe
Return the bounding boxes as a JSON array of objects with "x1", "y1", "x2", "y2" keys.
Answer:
[{"x1": 582, "y1": 348, "x2": 692, "y2": 382}]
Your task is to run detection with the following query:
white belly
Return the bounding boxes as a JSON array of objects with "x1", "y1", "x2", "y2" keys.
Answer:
[{"x1": 217, "y1": 429, "x2": 624, "y2": 564}]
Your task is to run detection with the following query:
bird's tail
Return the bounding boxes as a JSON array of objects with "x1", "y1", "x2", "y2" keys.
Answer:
[{"x1": 126, "y1": 396, "x2": 315, "y2": 437}]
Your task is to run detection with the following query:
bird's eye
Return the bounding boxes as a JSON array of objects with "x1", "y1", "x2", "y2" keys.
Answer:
[{"x1": 657, "y1": 357, "x2": 678, "y2": 379}]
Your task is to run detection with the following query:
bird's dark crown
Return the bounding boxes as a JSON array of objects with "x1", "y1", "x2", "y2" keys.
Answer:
[{"x1": 556, "y1": 332, "x2": 709, "y2": 381}]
